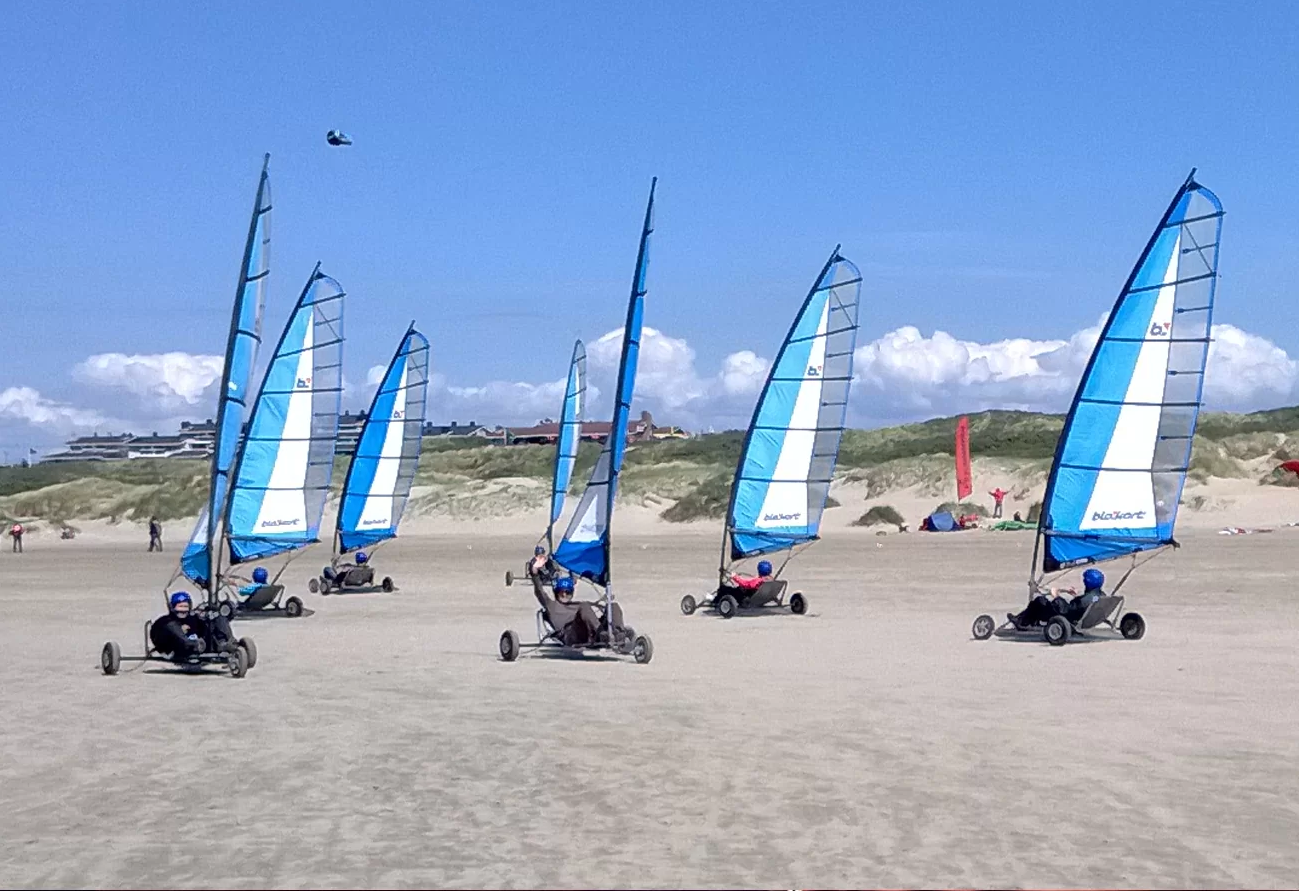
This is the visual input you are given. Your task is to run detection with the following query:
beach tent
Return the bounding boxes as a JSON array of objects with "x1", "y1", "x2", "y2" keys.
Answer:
[{"x1": 921, "y1": 511, "x2": 958, "y2": 532}]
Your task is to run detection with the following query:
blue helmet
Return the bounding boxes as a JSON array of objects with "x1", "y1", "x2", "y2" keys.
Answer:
[
  {"x1": 1082, "y1": 568, "x2": 1105, "y2": 591},
  {"x1": 356, "y1": 551, "x2": 368, "y2": 564},
  {"x1": 757, "y1": 560, "x2": 773, "y2": 577},
  {"x1": 535, "y1": 545, "x2": 546, "y2": 555},
  {"x1": 252, "y1": 567, "x2": 268, "y2": 584},
  {"x1": 553, "y1": 576, "x2": 574, "y2": 594},
  {"x1": 169, "y1": 591, "x2": 192, "y2": 610}
]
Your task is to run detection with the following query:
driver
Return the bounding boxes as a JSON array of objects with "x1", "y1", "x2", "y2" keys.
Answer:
[
  {"x1": 237, "y1": 566, "x2": 270, "y2": 598},
  {"x1": 150, "y1": 592, "x2": 235, "y2": 662},
  {"x1": 1010, "y1": 568, "x2": 1107, "y2": 629},
  {"x1": 726, "y1": 559, "x2": 773, "y2": 592},
  {"x1": 529, "y1": 565, "x2": 623, "y2": 646},
  {"x1": 528, "y1": 545, "x2": 557, "y2": 583}
]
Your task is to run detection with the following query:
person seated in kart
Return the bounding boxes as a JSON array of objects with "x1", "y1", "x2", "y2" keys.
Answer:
[
  {"x1": 527, "y1": 545, "x2": 557, "y2": 584},
  {"x1": 150, "y1": 591, "x2": 236, "y2": 662},
  {"x1": 324, "y1": 551, "x2": 372, "y2": 585},
  {"x1": 719, "y1": 559, "x2": 775, "y2": 606},
  {"x1": 529, "y1": 565, "x2": 624, "y2": 646},
  {"x1": 236, "y1": 566, "x2": 271, "y2": 598},
  {"x1": 1009, "y1": 568, "x2": 1106, "y2": 629}
]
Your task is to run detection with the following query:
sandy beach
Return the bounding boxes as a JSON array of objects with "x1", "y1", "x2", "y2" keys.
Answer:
[{"x1": 2, "y1": 519, "x2": 1297, "y2": 889}]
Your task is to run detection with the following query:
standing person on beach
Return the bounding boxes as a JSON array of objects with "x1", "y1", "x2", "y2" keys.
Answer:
[
  {"x1": 148, "y1": 516, "x2": 163, "y2": 552},
  {"x1": 9, "y1": 522, "x2": 23, "y2": 553},
  {"x1": 989, "y1": 487, "x2": 1007, "y2": 519}
]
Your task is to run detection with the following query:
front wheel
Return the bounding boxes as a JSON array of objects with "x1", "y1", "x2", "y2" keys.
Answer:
[
  {"x1": 284, "y1": 596, "x2": 304, "y2": 618},
  {"x1": 218, "y1": 601, "x2": 234, "y2": 620},
  {"x1": 1119, "y1": 612, "x2": 1146, "y2": 640},
  {"x1": 633, "y1": 634, "x2": 654, "y2": 664},
  {"x1": 101, "y1": 641, "x2": 120, "y2": 675},
  {"x1": 228, "y1": 645, "x2": 249, "y2": 678},
  {"x1": 1045, "y1": 615, "x2": 1072, "y2": 646},
  {"x1": 308, "y1": 578, "x2": 319, "y2": 594},
  {"x1": 500, "y1": 630, "x2": 520, "y2": 662},
  {"x1": 505, "y1": 570, "x2": 514, "y2": 587},
  {"x1": 680, "y1": 594, "x2": 697, "y2": 616},
  {"x1": 972, "y1": 614, "x2": 996, "y2": 640},
  {"x1": 239, "y1": 636, "x2": 257, "y2": 669},
  {"x1": 789, "y1": 592, "x2": 808, "y2": 615},
  {"x1": 382, "y1": 576, "x2": 394, "y2": 593},
  {"x1": 716, "y1": 593, "x2": 738, "y2": 619}
]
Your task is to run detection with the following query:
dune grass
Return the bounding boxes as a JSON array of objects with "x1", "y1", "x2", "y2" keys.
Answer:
[{"x1": 853, "y1": 504, "x2": 904, "y2": 527}]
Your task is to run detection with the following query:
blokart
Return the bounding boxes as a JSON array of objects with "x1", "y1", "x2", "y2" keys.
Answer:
[
  {"x1": 504, "y1": 555, "x2": 556, "y2": 589},
  {"x1": 498, "y1": 585, "x2": 654, "y2": 665},
  {"x1": 308, "y1": 556, "x2": 395, "y2": 595},
  {"x1": 972, "y1": 594, "x2": 1146, "y2": 647},
  {"x1": 101, "y1": 611, "x2": 257, "y2": 678},
  {"x1": 680, "y1": 577, "x2": 808, "y2": 619},
  {"x1": 215, "y1": 566, "x2": 307, "y2": 620}
]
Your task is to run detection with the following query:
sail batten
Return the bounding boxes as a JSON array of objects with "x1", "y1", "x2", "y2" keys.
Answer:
[
  {"x1": 1036, "y1": 173, "x2": 1223, "y2": 575},
  {"x1": 553, "y1": 180, "x2": 656, "y2": 587},
  {"x1": 547, "y1": 340, "x2": 587, "y2": 547},
  {"x1": 180, "y1": 155, "x2": 271, "y2": 591},
  {"x1": 725, "y1": 248, "x2": 862, "y2": 563},
  {"x1": 225, "y1": 265, "x2": 345, "y2": 565},
  {"x1": 336, "y1": 325, "x2": 430, "y2": 553}
]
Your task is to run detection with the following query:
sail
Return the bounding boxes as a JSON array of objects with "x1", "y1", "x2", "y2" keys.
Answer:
[
  {"x1": 226, "y1": 265, "x2": 345, "y2": 564},
  {"x1": 1037, "y1": 172, "x2": 1223, "y2": 574},
  {"x1": 181, "y1": 155, "x2": 271, "y2": 589},
  {"x1": 955, "y1": 416, "x2": 972, "y2": 500},
  {"x1": 336, "y1": 325, "x2": 430, "y2": 553},
  {"x1": 553, "y1": 179, "x2": 655, "y2": 586},
  {"x1": 547, "y1": 340, "x2": 587, "y2": 545},
  {"x1": 725, "y1": 248, "x2": 862, "y2": 561}
]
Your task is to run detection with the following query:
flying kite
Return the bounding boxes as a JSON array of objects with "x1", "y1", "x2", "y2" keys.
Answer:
[{"x1": 326, "y1": 130, "x2": 352, "y2": 147}]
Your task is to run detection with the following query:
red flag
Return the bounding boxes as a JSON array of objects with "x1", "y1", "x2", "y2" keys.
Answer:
[{"x1": 955, "y1": 416, "x2": 972, "y2": 500}]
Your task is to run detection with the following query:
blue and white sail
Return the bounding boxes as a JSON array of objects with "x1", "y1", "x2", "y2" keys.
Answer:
[
  {"x1": 225, "y1": 265, "x2": 345, "y2": 564},
  {"x1": 553, "y1": 179, "x2": 655, "y2": 587},
  {"x1": 336, "y1": 325, "x2": 430, "y2": 553},
  {"x1": 546, "y1": 340, "x2": 587, "y2": 548},
  {"x1": 181, "y1": 154, "x2": 271, "y2": 590},
  {"x1": 1037, "y1": 172, "x2": 1223, "y2": 575},
  {"x1": 726, "y1": 248, "x2": 862, "y2": 563}
]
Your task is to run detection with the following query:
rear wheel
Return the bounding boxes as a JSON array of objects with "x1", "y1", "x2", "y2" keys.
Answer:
[
  {"x1": 680, "y1": 594, "x2": 697, "y2": 616},
  {"x1": 239, "y1": 636, "x2": 257, "y2": 669},
  {"x1": 1045, "y1": 615, "x2": 1072, "y2": 646},
  {"x1": 308, "y1": 578, "x2": 319, "y2": 594},
  {"x1": 228, "y1": 646, "x2": 249, "y2": 678},
  {"x1": 716, "y1": 593, "x2": 738, "y2": 619},
  {"x1": 972, "y1": 614, "x2": 996, "y2": 640},
  {"x1": 284, "y1": 596, "x2": 304, "y2": 618},
  {"x1": 218, "y1": 601, "x2": 234, "y2": 619},
  {"x1": 101, "y1": 641, "x2": 120, "y2": 675},
  {"x1": 1119, "y1": 612, "x2": 1146, "y2": 640},
  {"x1": 505, "y1": 570, "x2": 514, "y2": 587},
  {"x1": 382, "y1": 576, "x2": 394, "y2": 593},
  {"x1": 789, "y1": 592, "x2": 808, "y2": 615},
  {"x1": 500, "y1": 630, "x2": 520, "y2": 662},
  {"x1": 633, "y1": 634, "x2": 654, "y2": 664}
]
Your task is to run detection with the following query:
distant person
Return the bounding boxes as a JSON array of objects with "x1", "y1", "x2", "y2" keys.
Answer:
[
  {"x1": 1009, "y1": 568, "x2": 1106, "y2": 629},
  {"x1": 989, "y1": 487, "x2": 1008, "y2": 519},
  {"x1": 9, "y1": 522, "x2": 23, "y2": 553},
  {"x1": 1013, "y1": 511, "x2": 1023, "y2": 522},
  {"x1": 148, "y1": 516, "x2": 163, "y2": 552},
  {"x1": 150, "y1": 591, "x2": 235, "y2": 662},
  {"x1": 528, "y1": 545, "x2": 557, "y2": 584}
]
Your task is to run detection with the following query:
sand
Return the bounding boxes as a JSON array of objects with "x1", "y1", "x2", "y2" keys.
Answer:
[{"x1": 2, "y1": 522, "x2": 1298, "y2": 889}]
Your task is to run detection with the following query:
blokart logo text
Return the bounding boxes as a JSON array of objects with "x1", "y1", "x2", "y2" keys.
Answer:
[
  {"x1": 1091, "y1": 509, "x2": 1146, "y2": 522},
  {"x1": 361, "y1": 518, "x2": 387, "y2": 526},
  {"x1": 259, "y1": 518, "x2": 302, "y2": 528},
  {"x1": 296, "y1": 376, "x2": 313, "y2": 388},
  {"x1": 763, "y1": 511, "x2": 803, "y2": 522},
  {"x1": 1149, "y1": 321, "x2": 1172, "y2": 338}
]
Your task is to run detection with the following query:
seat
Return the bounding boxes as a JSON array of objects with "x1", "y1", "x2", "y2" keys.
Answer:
[
  {"x1": 241, "y1": 584, "x2": 283, "y2": 611},
  {"x1": 1075, "y1": 595, "x2": 1123, "y2": 630}
]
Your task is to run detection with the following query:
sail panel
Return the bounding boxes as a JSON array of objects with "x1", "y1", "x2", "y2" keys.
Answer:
[
  {"x1": 337, "y1": 327, "x2": 430, "y2": 552},
  {"x1": 181, "y1": 157, "x2": 270, "y2": 588},
  {"x1": 1040, "y1": 176, "x2": 1222, "y2": 573},
  {"x1": 548, "y1": 340, "x2": 587, "y2": 535},
  {"x1": 227, "y1": 267, "x2": 344, "y2": 564},
  {"x1": 728, "y1": 250, "x2": 861, "y2": 560},
  {"x1": 554, "y1": 181, "x2": 654, "y2": 586}
]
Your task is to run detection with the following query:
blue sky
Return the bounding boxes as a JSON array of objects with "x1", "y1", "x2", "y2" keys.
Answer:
[{"x1": 3, "y1": 1, "x2": 1298, "y2": 452}]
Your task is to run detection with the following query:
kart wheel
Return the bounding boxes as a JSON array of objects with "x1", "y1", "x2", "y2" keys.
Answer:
[
  {"x1": 228, "y1": 645, "x2": 249, "y2": 678},
  {"x1": 239, "y1": 636, "x2": 257, "y2": 669},
  {"x1": 1119, "y1": 611, "x2": 1146, "y2": 640},
  {"x1": 308, "y1": 578, "x2": 319, "y2": 594},
  {"x1": 618, "y1": 626, "x2": 636, "y2": 653},
  {"x1": 382, "y1": 576, "x2": 394, "y2": 593},
  {"x1": 143, "y1": 620, "x2": 154, "y2": 655},
  {"x1": 284, "y1": 596, "x2": 304, "y2": 618},
  {"x1": 1045, "y1": 615, "x2": 1072, "y2": 646},
  {"x1": 101, "y1": 641, "x2": 120, "y2": 675},
  {"x1": 218, "y1": 601, "x2": 234, "y2": 620},
  {"x1": 320, "y1": 579, "x2": 332, "y2": 596},
  {"x1": 500, "y1": 630, "x2": 520, "y2": 662},
  {"x1": 972, "y1": 614, "x2": 996, "y2": 640},
  {"x1": 680, "y1": 594, "x2": 697, "y2": 616},
  {"x1": 716, "y1": 593, "x2": 738, "y2": 619},
  {"x1": 789, "y1": 592, "x2": 808, "y2": 615},
  {"x1": 505, "y1": 570, "x2": 514, "y2": 587},
  {"x1": 633, "y1": 634, "x2": 654, "y2": 664}
]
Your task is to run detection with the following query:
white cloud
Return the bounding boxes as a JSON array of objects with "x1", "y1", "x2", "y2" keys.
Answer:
[
  {"x1": 0, "y1": 387, "x2": 111, "y2": 432},
  {"x1": 73, "y1": 352, "x2": 224, "y2": 412}
]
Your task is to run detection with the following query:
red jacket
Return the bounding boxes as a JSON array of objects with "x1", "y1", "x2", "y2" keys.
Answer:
[{"x1": 729, "y1": 574, "x2": 768, "y2": 591}]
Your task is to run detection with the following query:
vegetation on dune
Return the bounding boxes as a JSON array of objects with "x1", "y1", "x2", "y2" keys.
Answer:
[
  {"x1": 853, "y1": 504, "x2": 904, "y2": 528},
  {"x1": 1026, "y1": 500, "x2": 1042, "y2": 523},
  {"x1": 936, "y1": 500, "x2": 989, "y2": 517},
  {"x1": 658, "y1": 473, "x2": 731, "y2": 523}
]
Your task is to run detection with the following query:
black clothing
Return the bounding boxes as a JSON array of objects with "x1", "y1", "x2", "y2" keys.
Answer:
[
  {"x1": 150, "y1": 611, "x2": 234, "y2": 662},
  {"x1": 530, "y1": 571, "x2": 624, "y2": 645}
]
